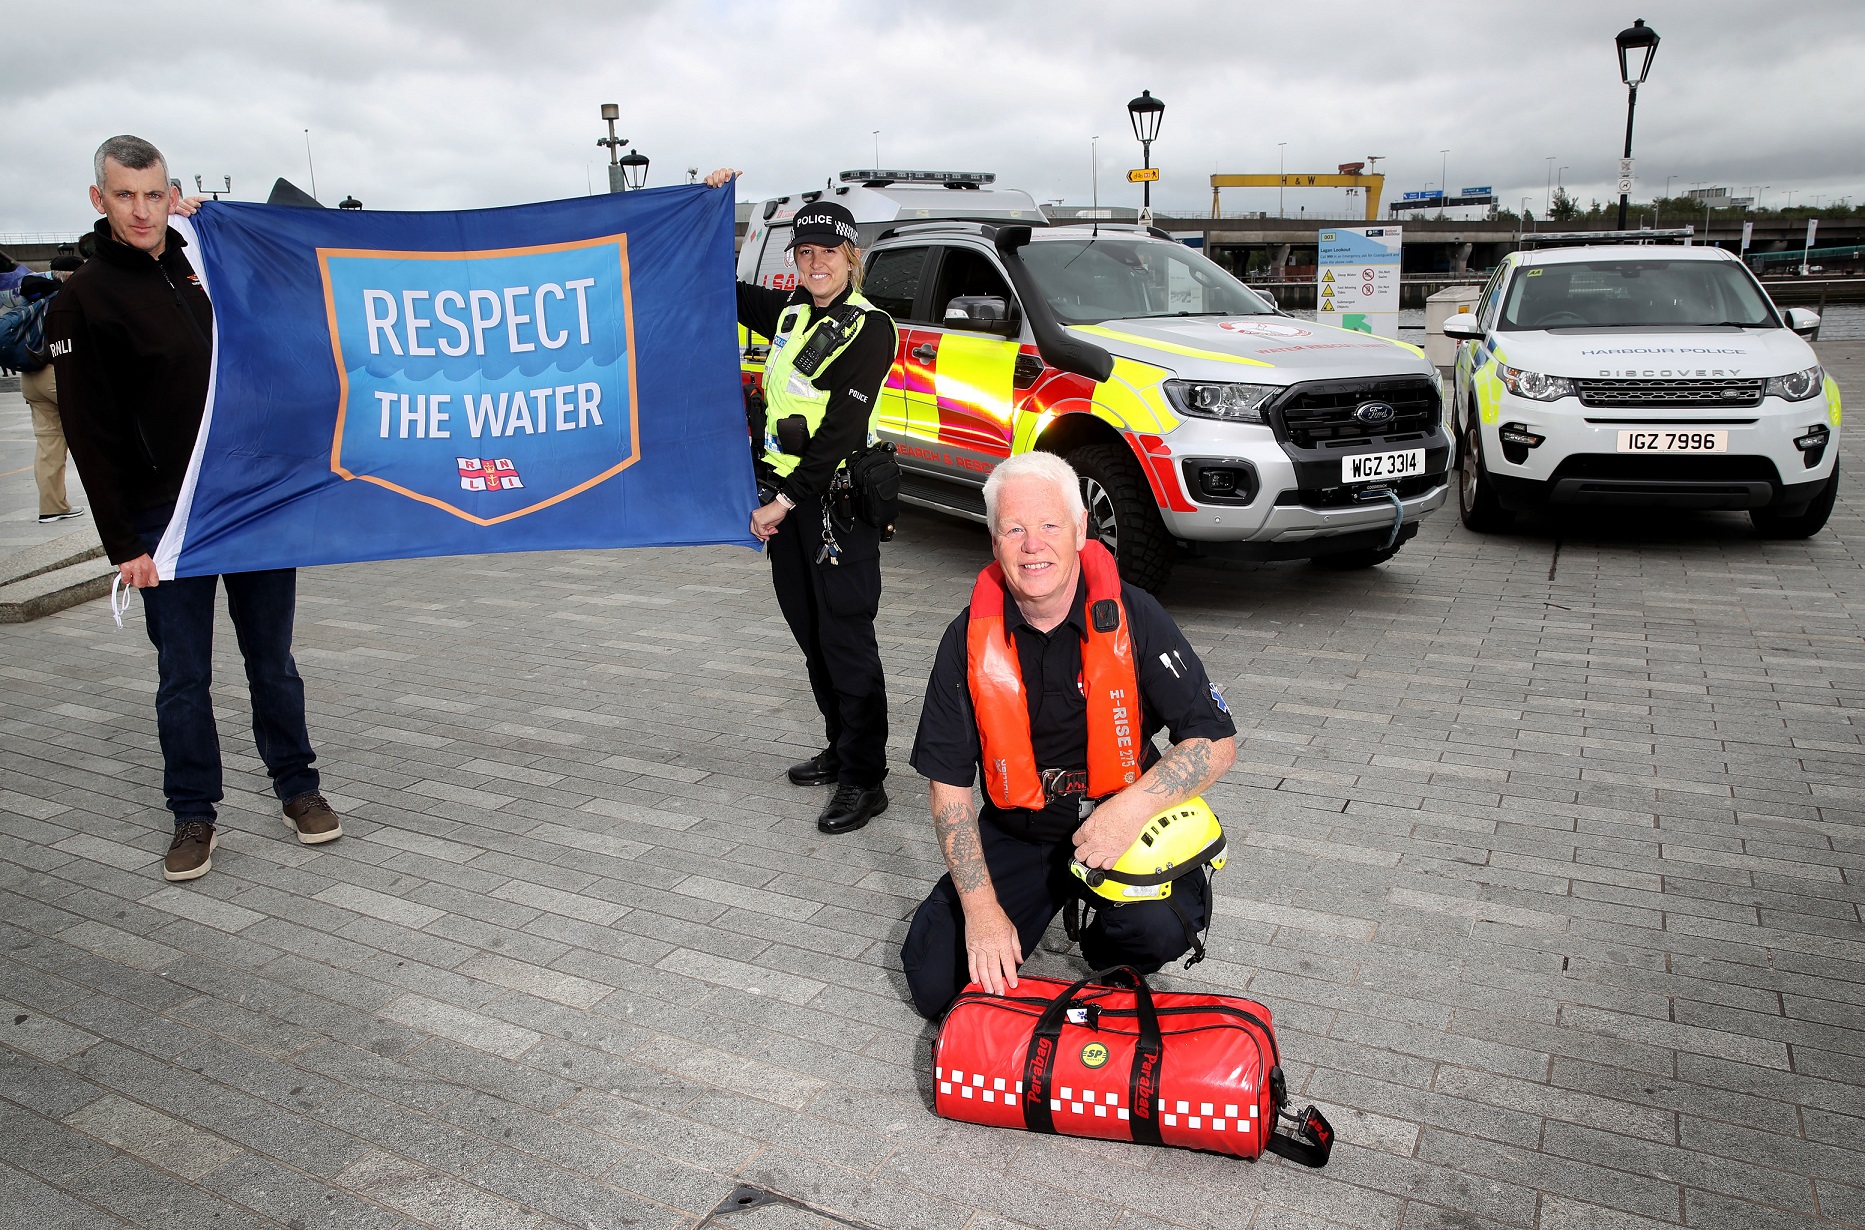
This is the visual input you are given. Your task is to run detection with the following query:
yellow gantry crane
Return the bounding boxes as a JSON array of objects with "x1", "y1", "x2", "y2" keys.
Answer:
[{"x1": 1210, "y1": 163, "x2": 1386, "y2": 221}]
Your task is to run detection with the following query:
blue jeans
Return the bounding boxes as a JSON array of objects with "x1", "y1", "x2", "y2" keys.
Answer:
[{"x1": 135, "y1": 512, "x2": 319, "y2": 824}]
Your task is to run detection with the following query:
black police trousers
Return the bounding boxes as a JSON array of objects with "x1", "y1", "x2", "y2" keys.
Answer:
[
  {"x1": 768, "y1": 491, "x2": 888, "y2": 789},
  {"x1": 900, "y1": 815, "x2": 1210, "y2": 1020}
]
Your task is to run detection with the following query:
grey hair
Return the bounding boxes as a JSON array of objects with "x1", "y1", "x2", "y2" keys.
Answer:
[
  {"x1": 94, "y1": 135, "x2": 168, "y2": 189},
  {"x1": 983, "y1": 451, "x2": 1087, "y2": 532}
]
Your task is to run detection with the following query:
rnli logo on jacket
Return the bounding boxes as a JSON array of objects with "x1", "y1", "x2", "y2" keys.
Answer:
[{"x1": 319, "y1": 235, "x2": 639, "y2": 525}]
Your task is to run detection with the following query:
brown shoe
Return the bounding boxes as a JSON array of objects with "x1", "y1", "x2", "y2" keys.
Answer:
[
  {"x1": 283, "y1": 793, "x2": 343, "y2": 844},
  {"x1": 164, "y1": 821, "x2": 217, "y2": 881}
]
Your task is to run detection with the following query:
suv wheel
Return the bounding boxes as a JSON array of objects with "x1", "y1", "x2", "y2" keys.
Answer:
[
  {"x1": 1751, "y1": 459, "x2": 1839, "y2": 539},
  {"x1": 1457, "y1": 413, "x2": 1510, "y2": 533},
  {"x1": 1066, "y1": 443, "x2": 1175, "y2": 593}
]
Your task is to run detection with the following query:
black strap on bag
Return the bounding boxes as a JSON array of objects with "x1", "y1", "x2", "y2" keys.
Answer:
[
  {"x1": 1019, "y1": 966, "x2": 1162, "y2": 1141},
  {"x1": 1267, "y1": 1102, "x2": 1336, "y2": 1168}
]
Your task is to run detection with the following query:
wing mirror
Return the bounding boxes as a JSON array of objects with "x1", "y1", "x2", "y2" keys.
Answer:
[
  {"x1": 1254, "y1": 287, "x2": 1278, "y2": 310},
  {"x1": 944, "y1": 295, "x2": 1018, "y2": 335},
  {"x1": 1441, "y1": 313, "x2": 1485, "y2": 342},
  {"x1": 1784, "y1": 307, "x2": 1821, "y2": 339}
]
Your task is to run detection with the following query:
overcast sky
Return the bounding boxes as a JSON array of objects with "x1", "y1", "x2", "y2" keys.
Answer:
[{"x1": 5, "y1": 0, "x2": 1861, "y2": 236}]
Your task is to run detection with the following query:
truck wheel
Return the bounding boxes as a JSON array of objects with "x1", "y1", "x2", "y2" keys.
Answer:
[
  {"x1": 1313, "y1": 541, "x2": 1404, "y2": 570},
  {"x1": 1751, "y1": 460, "x2": 1839, "y2": 539},
  {"x1": 1457, "y1": 414, "x2": 1511, "y2": 533},
  {"x1": 1067, "y1": 443, "x2": 1175, "y2": 593}
]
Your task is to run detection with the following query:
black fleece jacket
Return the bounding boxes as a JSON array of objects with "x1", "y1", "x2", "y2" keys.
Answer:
[
  {"x1": 49, "y1": 219, "x2": 214, "y2": 564},
  {"x1": 736, "y1": 280, "x2": 894, "y2": 505}
]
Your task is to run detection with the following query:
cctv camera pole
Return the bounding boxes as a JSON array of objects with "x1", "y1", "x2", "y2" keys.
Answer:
[{"x1": 597, "y1": 103, "x2": 629, "y2": 193}]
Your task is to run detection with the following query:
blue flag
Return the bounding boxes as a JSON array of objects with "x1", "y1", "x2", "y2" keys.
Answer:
[{"x1": 155, "y1": 186, "x2": 754, "y2": 578}]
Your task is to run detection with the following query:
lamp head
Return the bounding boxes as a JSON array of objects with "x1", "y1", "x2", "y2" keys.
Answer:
[
  {"x1": 619, "y1": 148, "x2": 650, "y2": 190},
  {"x1": 1127, "y1": 89, "x2": 1164, "y2": 144},
  {"x1": 600, "y1": 103, "x2": 619, "y2": 122},
  {"x1": 1616, "y1": 18, "x2": 1659, "y2": 86}
]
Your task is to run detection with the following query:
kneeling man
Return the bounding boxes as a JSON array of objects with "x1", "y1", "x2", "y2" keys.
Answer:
[{"x1": 902, "y1": 452, "x2": 1237, "y2": 1019}]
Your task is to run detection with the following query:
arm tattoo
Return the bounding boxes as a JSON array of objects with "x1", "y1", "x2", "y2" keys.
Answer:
[
  {"x1": 1140, "y1": 738, "x2": 1215, "y2": 804},
  {"x1": 934, "y1": 793, "x2": 992, "y2": 896}
]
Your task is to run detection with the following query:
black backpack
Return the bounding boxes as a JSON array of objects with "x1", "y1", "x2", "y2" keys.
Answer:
[{"x1": 0, "y1": 296, "x2": 50, "y2": 374}]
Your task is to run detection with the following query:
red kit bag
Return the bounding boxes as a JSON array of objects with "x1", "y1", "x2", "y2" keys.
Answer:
[{"x1": 932, "y1": 967, "x2": 1333, "y2": 1164}]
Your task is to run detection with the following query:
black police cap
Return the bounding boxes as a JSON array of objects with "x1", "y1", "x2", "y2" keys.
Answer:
[{"x1": 787, "y1": 201, "x2": 859, "y2": 251}]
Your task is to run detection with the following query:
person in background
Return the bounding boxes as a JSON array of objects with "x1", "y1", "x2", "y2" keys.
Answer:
[{"x1": 17, "y1": 254, "x2": 87, "y2": 524}]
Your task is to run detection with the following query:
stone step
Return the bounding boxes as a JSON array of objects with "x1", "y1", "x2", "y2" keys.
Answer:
[
  {"x1": 0, "y1": 556, "x2": 115, "y2": 623},
  {"x1": 0, "y1": 528, "x2": 106, "y2": 586}
]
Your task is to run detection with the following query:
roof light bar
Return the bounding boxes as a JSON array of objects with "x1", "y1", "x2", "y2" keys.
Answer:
[
  {"x1": 1521, "y1": 227, "x2": 1697, "y2": 248},
  {"x1": 838, "y1": 169, "x2": 996, "y2": 186}
]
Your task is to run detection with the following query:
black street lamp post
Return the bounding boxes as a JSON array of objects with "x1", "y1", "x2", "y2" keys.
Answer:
[
  {"x1": 1614, "y1": 18, "x2": 1660, "y2": 230},
  {"x1": 1127, "y1": 90, "x2": 1164, "y2": 221}
]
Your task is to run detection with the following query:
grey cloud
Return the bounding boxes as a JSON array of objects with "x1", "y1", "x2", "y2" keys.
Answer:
[{"x1": 4, "y1": 0, "x2": 1859, "y2": 235}]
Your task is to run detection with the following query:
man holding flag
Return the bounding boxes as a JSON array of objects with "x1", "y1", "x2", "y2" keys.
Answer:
[{"x1": 51, "y1": 135, "x2": 342, "y2": 882}]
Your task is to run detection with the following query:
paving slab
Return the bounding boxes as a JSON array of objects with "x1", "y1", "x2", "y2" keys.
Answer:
[{"x1": 0, "y1": 344, "x2": 1860, "y2": 1229}]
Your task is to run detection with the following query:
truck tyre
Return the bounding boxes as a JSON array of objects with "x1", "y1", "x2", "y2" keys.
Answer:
[
  {"x1": 1066, "y1": 443, "x2": 1175, "y2": 593},
  {"x1": 1457, "y1": 413, "x2": 1511, "y2": 533},
  {"x1": 1751, "y1": 460, "x2": 1839, "y2": 539}
]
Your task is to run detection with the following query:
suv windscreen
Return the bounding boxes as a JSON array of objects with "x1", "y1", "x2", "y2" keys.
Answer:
[
  {"x1": 1499, "y1": 259, "x2": 1779, "y2": 331},
  {"x1": 1019, "y1": 237, "x2": 1274, "y2": 324}
]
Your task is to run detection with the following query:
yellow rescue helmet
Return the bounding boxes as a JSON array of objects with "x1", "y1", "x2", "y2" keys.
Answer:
[{"x1": 1070, "y1": 796, "x2": 1226, "y2": 904}]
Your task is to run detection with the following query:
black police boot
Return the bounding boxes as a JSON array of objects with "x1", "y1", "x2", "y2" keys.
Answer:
[
  {"x1": 818, "y1": 783, "x2": 888, "y2": 834},
  {"x1": 788, "y1": 748, "x2": 841, "y2": 787}
]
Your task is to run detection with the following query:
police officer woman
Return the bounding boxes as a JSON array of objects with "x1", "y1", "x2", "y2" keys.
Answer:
[{"x1": 704, "y1": 169, "x2": 896, "y2": 834}]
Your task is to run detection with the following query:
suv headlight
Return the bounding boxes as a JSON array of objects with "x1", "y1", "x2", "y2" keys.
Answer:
[
  {"x1": 1163, "y1": 380, "x2": 1278, "y2": 424},
  {"x1": 1765, "y1": 365, "x2": 1824, "y2": 401},
  {"x1": 1497, "y1": 365, "x2": 1574, "y2": 401}
]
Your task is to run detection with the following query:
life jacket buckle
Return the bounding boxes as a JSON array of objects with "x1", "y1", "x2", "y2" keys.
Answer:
[{"x1": 1039, "y1": 768, "x2": 1089, "y2": 801}]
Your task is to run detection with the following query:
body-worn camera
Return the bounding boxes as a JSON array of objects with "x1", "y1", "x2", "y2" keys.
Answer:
[{"x1": 774, "y1": 414, "x2": 812, "y2": 456}]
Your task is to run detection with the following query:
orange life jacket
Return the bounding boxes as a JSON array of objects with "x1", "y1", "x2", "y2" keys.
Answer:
[{"x1": 967, "y1": 539, "x2": 1142, "y2": 810}]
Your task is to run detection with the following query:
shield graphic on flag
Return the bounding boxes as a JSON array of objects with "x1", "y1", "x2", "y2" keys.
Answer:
[{"x1": 319, "y1": 234, "x2": 638, "y2": 524}]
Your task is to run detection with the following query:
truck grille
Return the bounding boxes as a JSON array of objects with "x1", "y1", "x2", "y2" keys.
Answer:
[
  {"x1": 1575, "y1": 378, "x2": 1765, "y2": 409},
  {"x1": 1270, "y1": 377, "x2": 1441, "y2": 448}
]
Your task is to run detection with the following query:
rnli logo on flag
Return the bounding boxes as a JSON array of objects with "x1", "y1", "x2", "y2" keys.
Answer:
[
  {"x1": 319, "y1": 235, "x2": 639, "y2": 526},
  {"x1": 457, "y1": 457, "x2": 523, "y2": 491}
]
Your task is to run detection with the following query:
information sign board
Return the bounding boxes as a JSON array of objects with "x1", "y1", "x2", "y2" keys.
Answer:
[{"x1": 1317, "y1": 226, "x2": 1402, "y2": 338}]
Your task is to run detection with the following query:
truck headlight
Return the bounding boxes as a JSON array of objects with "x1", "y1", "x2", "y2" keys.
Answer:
[
  {"x1": 1163, "y1": 380, "x2": 1278, "y2": 424},
  {"x1": 1765, "y1": 365, "x2": 1823, "y2": 402},
  {"x1": 1497, "y1": 365, "x2": 1574, "y2": 402}
]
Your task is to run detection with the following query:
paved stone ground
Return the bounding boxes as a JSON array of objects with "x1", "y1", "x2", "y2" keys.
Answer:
[{"x1": 1, "y1": 347, "x2": 1860, "y2": 1230}]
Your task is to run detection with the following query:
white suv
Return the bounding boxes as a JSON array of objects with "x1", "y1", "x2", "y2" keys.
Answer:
[{"x1": 1446, "y1": 241, "x2": 1841, "y2": 537}]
